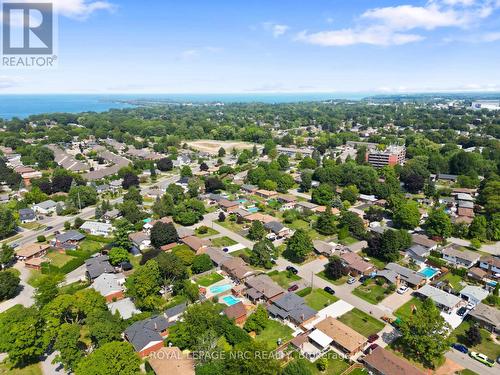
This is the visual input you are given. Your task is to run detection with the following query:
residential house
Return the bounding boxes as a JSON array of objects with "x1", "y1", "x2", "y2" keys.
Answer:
[
  {"x1": 415, "y1": 284, "x2": 463, "y2": 313},
  {"x1": 103, "y1": 208, "x2": 121, "y2": 222},
  {"x1": 362, "y1": 346, "x2": 426, "y2": 375},
  {"x1": 442, "y1": 246, "x2": 480, "y2": 268},
  {"x1": 200, "y1": 247, "x2": 231, "y2": 267},
  {"x1": 143, "y1": 217, "x2": 173, "y2": 233},
  {"x1": 85, "y1": 255, "x2": 115, "y2": 280},
  {"x1": 147, "y1": 347, "x2": 195, "y2": 375},
  {"x1": 124, "y1": 315, "x2": 170, "y2": 357},
  {"x1": 19, "y1": 208, "x2": 36, "y2": 223},
  {"x1": 221, "y1": 257, "x2": 255, "y2": 281},
  {"x1": 129, "y1": 231, "x2": 151, "y2": 250},
  {"x1": 267, "y1": 293, "x2": 317, "y2": 326},
  {"x1": 241, "y1": 184, "x2": 258, "y2": 194},
  {"x1": 479, "y1": 255, "x2": 500, "y2": 277},
  {"x1": 468, "y1": 303, "x2": 500, "y2": 333},
  {"x1": 91, "y1": 273, "x2": 125, "y2": 302},
  {"x1": 15, "y1": 243, "x2": 50, "y2": 261},
  {"x1": 80, "y1": 221, "x2": 113, "y2": 237},
  {"x1": 312, "y1": 317, "x2": 367, "y2": 357},
  {"x1": 108, "y1": 298, "x2": 141, "y2": 320},
  {"x1": 176, "y1": 227, "x2": 195, "y2": 239},
  {"x1": 412, "y1": 234, "x2": 438, "y2": 251},
  {"x1": 255, "y1": 189, "x2": 278, "y2": 200},
  {"x1": 218, "y1": 199, "x2": 240, "y2": 213},
  {"x1": 437, "y1": 173, "x2": 458, "y2": 182},
  {"x1": 467, "y1": 267, "x2": 487, "y2": 282},
  {"x1": 224, "y1": 302, "x2": 247, "y2": 325},
  {"x1": 459, "y1": 285, "x2": 489, "y2": 306},
  {"x1": 164, "y1": 302, "x2": 187, "y2": 325},
  {"x1": 54, "y1": 230, "x2": 86, "y2": 250},
  {"x1": 264, "y1": 221, "x2": 292, "y2": 239},
  {"x1": 406, "y1": 244, "x2": 430, "y2": 266},
  {"x1": 243, "y1": 213, "x2": 276, "y2": 224},
  {"x1": 276, "y1": 194, "x2": 296, "y2": 211},
  {"x1": 244, "y1": 274, "x2": 285, "y2": 302},
  {"x1": 24, "y1": 257, "x2": 45, "y2": 270},
  {"x1": 32, "y1": 199, "x2": 58, "y2": 215},
  {"x1": 312, "y1": 240, "x2": 338, "y2": 257},
  {"x1": 340, "y1": 252, "x2": 374, "y2": 276},
  {"x1": 377, "y1": 263, "x2": 426, "y2": 288},
  {"x1": 181, "y1": 236, "x2": 211, "y2": 252},
  {"x1": 294, "y1": 201, "x2": 318, "y2": 213}
]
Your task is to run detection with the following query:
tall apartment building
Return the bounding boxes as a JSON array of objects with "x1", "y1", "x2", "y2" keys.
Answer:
[{"x1": 366, "y1": 145, "x2": 406, "y2": 167}]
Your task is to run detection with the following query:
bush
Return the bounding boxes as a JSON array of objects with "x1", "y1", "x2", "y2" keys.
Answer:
[
  {"x1": 37, "y1": 235, "x2": 46, "y2": 242},
  {"x1": 197, "y1": 226, "x2": 209, "y2": 234}
]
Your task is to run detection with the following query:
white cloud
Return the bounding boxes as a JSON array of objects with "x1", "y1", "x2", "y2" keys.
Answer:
[
  {"x1": 263, "y1": 22, "x2": 290, "y2": 37},
  {"x1": 0, "y1": 76, "x2": 25, "y2": 89},
  {"x1": 179, "y1": 46, "x2": 222, "y2": 60},
  {"x1": 296, "y1": 26, "x2": 424, "y2": 46},
  {"x1": 53, "y1": 0, "x2": 115, "y2": 19}
]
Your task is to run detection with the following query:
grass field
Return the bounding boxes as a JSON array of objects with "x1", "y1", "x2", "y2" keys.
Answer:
[
  {"x1": 254, "y1": 319, "x2": 293, "y2": 348},
  {"x1": 338, "y1": 308, "x2": 385, "y2": 337},
  {"x1": 440, "y1": 273, "x2": 465, "y2": 291},
  {"x1": 300, "y1": 355, "x2": 351, "y2": 375},
  {"x1": 359, "y1": 251, "x2": 387, "y2": 270},
  {"x1": 79, "y1": 239, "x2": 105, "y2": 254},
  {"x1": 268, "y1": 270, "x2": 301, "y2": 288},
  {"x1": 449, "y1": 319, "x2": 500, "y2": 359},
  {"x1": 316, "y1": 271, "x2": 348, "y2": 285},
  {"x1": 394, "y1": 297, "x2": 424, "y2": 320},
  {"x1": 303, "y1": 288, "x2": 339, "y2": 310},
  {"x1": 195, "y1": 226, "x2": 219, "y2": 238},
  {"x1": 210, "y1": 236, "x2": 238, "y2": 247},
  {"x1": 352, "y1": 279, "x2": 390, "y2": 304},
  {"x1": 197, "y1": 272, "x2": 224, "y2": 287},
  {"x1": 46, "y1": 251, "x2": 77, "y2": 267},
  {"x1": 216, "y1": 220, "x2": 246, "y2": 234},
  {"x1": 0, "y1": 362, "x2": 42, "y2": 375}
]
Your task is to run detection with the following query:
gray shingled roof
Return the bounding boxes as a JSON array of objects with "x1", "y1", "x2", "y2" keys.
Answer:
[{"x1": 124, "y1": 316, "x2": 169, "y2": 351}]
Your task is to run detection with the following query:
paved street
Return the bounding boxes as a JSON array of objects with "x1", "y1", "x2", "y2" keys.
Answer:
[
  {"x1": 0, "y1": 262, "x2": 35, "y2": 313},
  {"x1": 446, "y1": 349, "x2": 499, "y2": 375}
]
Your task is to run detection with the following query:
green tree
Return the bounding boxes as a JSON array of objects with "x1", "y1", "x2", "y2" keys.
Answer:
[
  {"x1": 248, "y1": 220, "x2": 266, "y2": 241},
  {"x1": 243, "y1": 304, "x2": 268, "y2": 333},
  {"x1": 150, "y1": 221, "x2": 179, "y2": 248},
  {"x1": 0, "y1": 244, "x2": 15, "y2": 268},
  {"x1": 0, "y1": 206, "x2": 17, "y2": 240},
  {"x1": 311, "y1": 183, "x2": 335, "y2": 206},
  {"x1": 34, "y1": 274, "x2": 61, "y2": 307},
  {"x1": 0, "y1": 270, "x2": 20, "y2": 301},
  {"x1": 398, "y1": 298, "x2": 452, "y2": 368},
  {"x1": 249, "y1": 239, "x2": 276, "y2": 269},
  {"x1": 85, "y1": 310, "x2": 122, "y2": 347},
  {"x1": 53, "y1": 323, "x2": 84, "y2": 371},
  {"x1": 299, "y1": 171, "x2": 312, "y2": 192},
  {"x1": 425, "y1": 209, "x2": 452, "y2": 238},
  {"x1": 68, "y1": 185, "x2": 97, "y2": 209},
  {"x1": 152, "y1": 193, "x2": 175, "y2": 218},
  {"x1": 123, "y1": 186, "x2": 142, "y2": 204},
  {"x1": 113, "y1": 220, "x2": 133, "y2": 249},
  {"x1": 298, "y1": 156, "x2": 317, "y2": 170},
  {"x1": 466, "y1": 324, "x2": 482, "y2": 346},
  {"x1": 340, "y1": 185, "x2": 359, "y2": 205},
  {"x1": 468, "y1": 216, "x2": 487, "y2": 241},
  {"x1": 191, "y1": 254, "x2": 213, "y2": 274},
  {"x1": 155, "y1": 252, "x2": 189, "y2": 281},
  {"x1": 316, "y1": 206, "x2": 336, "y2": 235},
  {"x1": 325, "y1": 255, "x2": 346, "y2": 280},
  {"x1": 283, "y1": 359, "x2": 313, "y2": 375},
  {"x1": 180, "y1": 165, "x2": 193, "y2": 178},
  {"x1": 125, "y1": 260, "x2": 162, "y2": 308},
  {"x1": 393, "y1": 200, "x2": 420, "y2": 230},
  {"x1": 277, "y1": 154, "x2": 289, "y2": 170},
  {"x1": 108, "y1": 247, "x2": 130, "y2": 266},
  {"x1": 119, "y1": 200, "x2": 145, "y2": 224},
  {"x1": 338, "y1": 210, "x2": 366, "y2": 238},
  {"x1": 75, "y1": 342, "x2": 140, "y2": 375},
  {"x1": 218, "y1": 147, "x2": 226, "y2": 157},
  {"x1": 285, "y1": 229, "x2": 313, "y2": 263}
]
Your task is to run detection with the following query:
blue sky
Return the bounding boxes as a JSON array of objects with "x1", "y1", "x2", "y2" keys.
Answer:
[{"x1": 2, "y1": 0, "x2": 500, "y2": 93}]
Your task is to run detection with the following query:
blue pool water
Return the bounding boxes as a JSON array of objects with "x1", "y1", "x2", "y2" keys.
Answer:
[
  {"x1": 222, "y1": 295, "x2": 241, "y2": 306},
  {"x1": 420, "y1": 267, "x2": 439, "y2": 278},
  {"x1": 246, "y1": 207, "x2": 259, "y2": 213},
  {"x1": 210, "y1": 284, "x2": 232, "y2": 294},
  {"x1": 238, "y1": 199, "x2": 248, "y2": 204}
]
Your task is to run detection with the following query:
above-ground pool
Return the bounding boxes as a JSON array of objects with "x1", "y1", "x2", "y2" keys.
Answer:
[
  {"x1": 420, "y1": 267, "x2": 439, "y2": 279},
  {"x1": 209, "y1": 284, "x2": 232, "y2": 294},
  {"x1": 222, "y1": 295, "x2": 241, "y2": 306},
  {"x1": 246, "y1": 206, "x2": 259, "y2": 213}
]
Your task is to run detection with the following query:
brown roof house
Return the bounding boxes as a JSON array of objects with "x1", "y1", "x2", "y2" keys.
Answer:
[
  {"x1": 181, "y1": 236, "x2": 211, "y2": 253},
  {"x1": 147, "y1": 347, "x2": 195, "y2": 375},
  {"x1": 221, "y1": 257, "x2": 255, "y2": 281},
  {"x1": 16, "y1": 243, "x2": 50, "y2": 261},
  {"x1": 313, "y1": 317, "x2": 367, "y2": 357},
  {"x1": 469, "y1": 303, "x2": 500, "y2": 334},
  {"x1": 218, "y1": 199, "x2": 240, "y2": 213},
  {"x1": 363, "y1": 346, "x2": 426, "y2": 375},
  {"x1": 479, "y1": 255, "x2": 500, "y2": 276},
  {"x1": 340, "y1": 252, "x2": 375, "y2": 276},
  {"x1": 244, "y1": 274, "x2": 285, "y2": 302},
  {"x1": 224, "y1": 301, "x2": 247, "y2": 325}
]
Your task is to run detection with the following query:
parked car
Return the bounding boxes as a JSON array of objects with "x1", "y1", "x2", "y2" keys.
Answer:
[
  {"x1": 347, "y1": 276, "x2": 356, "y2": 284},
  {"x1": 286, "y1": 266, "x2": 298, "y2": 275},
  {"x1": 451, "y1": 343, "x2": 468, "y2": 354},
  {"x1": 359, "y1": 275, "x2": 370, "y2": 283},
  {"x1": 119, "y1": 261, "x2": 133, "y2": 271},
  {"x1": 45, "y1": 226, "x2": 53, "y2": 231},
  {"x1": 469, "y1": 352, "x2": 495, "y2": 367},
  {"x1": 457, "y1": 307, "x2": 467, "y2": 317},
  {"x1": 466, "y1": 302, "x2": 475, "y2": 310},
  {"x1": 397, "y1": 286, "x2": 409, "y2": 294},
  {"x1": 368, "y1": 334, "x2": 379, "y2": 343},
  {"x1": 223, "y1": 247, "x2": 229, "y2": 252},
  {"x1": 364, "y1": 343, "x2": 378, "y2": 355},
  {"x1": 288, "y1": 284, "x2": 299, "y2": 292},
  {"x1": 10, "y1": 243, "x2": 19, "y2": 249},
  {"x1": 323, "y1": 286, "x2": 335, "y2": 295}
]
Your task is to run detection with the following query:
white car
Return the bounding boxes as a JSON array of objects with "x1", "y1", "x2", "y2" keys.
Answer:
[
  {"x1": 397, "y1": 286, "x2": 409, "y2": 294},
  {"x1": 466, "y1": 302, "x2": 476, "y2": 310},
  {"x1": 347, "y1": 276, "x2": 356, "y2": 284}
]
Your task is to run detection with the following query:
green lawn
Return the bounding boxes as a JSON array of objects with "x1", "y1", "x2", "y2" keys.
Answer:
[
  {"x1": 268, "y1": 270, "x2": 301, "y2": 288},
  {"x1": 19, "y1": 222, "x2": 45, "y2": 230},
  {"x1": 352, "y1": 279, "x2": 391, "y2": 304},
  {"x1": 217, "y1": 220, "x2": 246, "y2": 234},
  {"x1": 317, "y1": 271, "x2": 348, "y2": 285},
  {"x1": 303, "y1": 288, "x2": 339, "y2": 310},
  {"x1": 211, "y1": 236, "x2": 238, "y2": 247},
  {"x1": 300, "y1": 355, "x2": 351, "y2": 375},
  {"x1": 449, "y1": 319, "x2": 500, "y2": 359},
  {"x1": 394, "y1": 297, "x2": 424, "y2": 321},
  {"x1": 339, "y1": 236, "x2": 358, "y2": 245},
  {"x1": 46, "y1": 251, "x2": 77, "y2": 267},
  {"x1": 79, "y1": 239, "x2": 105, "y2": 254},
  {"x1": 440, "y1": 273, "x2": 465, "y2": 291},
  {"x1": 231, "y1": 248, "x2": 251, "y2": 258},
  {"x1": 254, "y1": 319, "x2": 293, "y2": 348},
  {"x1": 195, "y1": 226, "x2": 219, "y2": 238},
  {"x1": 457, "y1": 370, "x2": 479, "y2": 375},
  {"x1": 359, "y1": 251, "x2": 387, "y2": 270},
  {"x1": 0, "y1": 362, "x2": 42, "y2": 375},
  {"x1": 338, "y1": 308, "x2": 385, "y2": 337},
  {"x1": 197, "y1": 272, "x2": 224, "y2": 287},
  {"x1": 346, "y1": 368, "x2": 368, "y2": 375}
]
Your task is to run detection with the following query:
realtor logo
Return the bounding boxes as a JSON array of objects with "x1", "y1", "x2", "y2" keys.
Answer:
[{"x1": 2, "y1": 2, "x2": 53, "y2": 54}]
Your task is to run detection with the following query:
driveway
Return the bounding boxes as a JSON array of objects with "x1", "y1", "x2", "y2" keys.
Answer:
[
  {"x1": 446, "y1": 348, "x2": 499, "y2": 375},
  {"x1": 0, "y1": 262, "x2": 35, "y2": 313},
  {"x1": 379, "y1": 289, "x2": 414, "y2": 311}
]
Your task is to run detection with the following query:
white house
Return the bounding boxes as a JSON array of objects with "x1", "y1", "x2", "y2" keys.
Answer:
[
  {"x1": 442, "y1": 246, "x2": 480, "y2": 269},
  {"x1": 80, "y1": 221, "x2": 113, "y2": 237},
  {"x1": 460, "y1": 285, "x2": 489, "y2": 306},
  {"x1": 32, "y1": 200, "x2": 59, "y2": 215}
]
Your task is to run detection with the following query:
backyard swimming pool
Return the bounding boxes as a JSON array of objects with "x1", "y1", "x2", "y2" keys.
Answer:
[
  {"x1": 246, "y1": 206, "x2": 259, "y2": 213},
  {"x1": 209, "y1": 284, "x2": 232, "y2": 294},
  {"x1": 222, "y1": 295, "x2": 242, "y2": 306},
  {"x1": 420, "y1": 267, "x2": 439, "y2": 279}
]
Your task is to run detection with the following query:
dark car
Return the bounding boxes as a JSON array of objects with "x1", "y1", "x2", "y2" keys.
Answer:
[
  {"x1": 452, "y1": 343, "x2": 468, "y2": 354},
  {"x1": 45, "y1": 226, "x2": 53, "y2": 231},
  {"x1": 288, "y1": 284, "x2": 299, "y2": 292},
  {"x1": 223, "y1": 247, "x2": 229, "y2": 252},
  {"x1": 119, "y1": 261, "x2": 133, "y2": 271},
  {"x1": 364, "y1": 343, "x2": 378, "y2": 355},
  {"x1": 368, "y1": 334, "x2": 379, "y2": 343},
  {"x1": 286, "y1": 266, "x2": 298, "y2": 275},
  {"x1": 457, "y1": 307, "x2": 467, "y2": 317},
  {"x1": 323, "y1": 286, "x2": 335, "y2": 295},
  {"x1": 359, "y1": 275, "x2": 370, "y2": 283}
]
